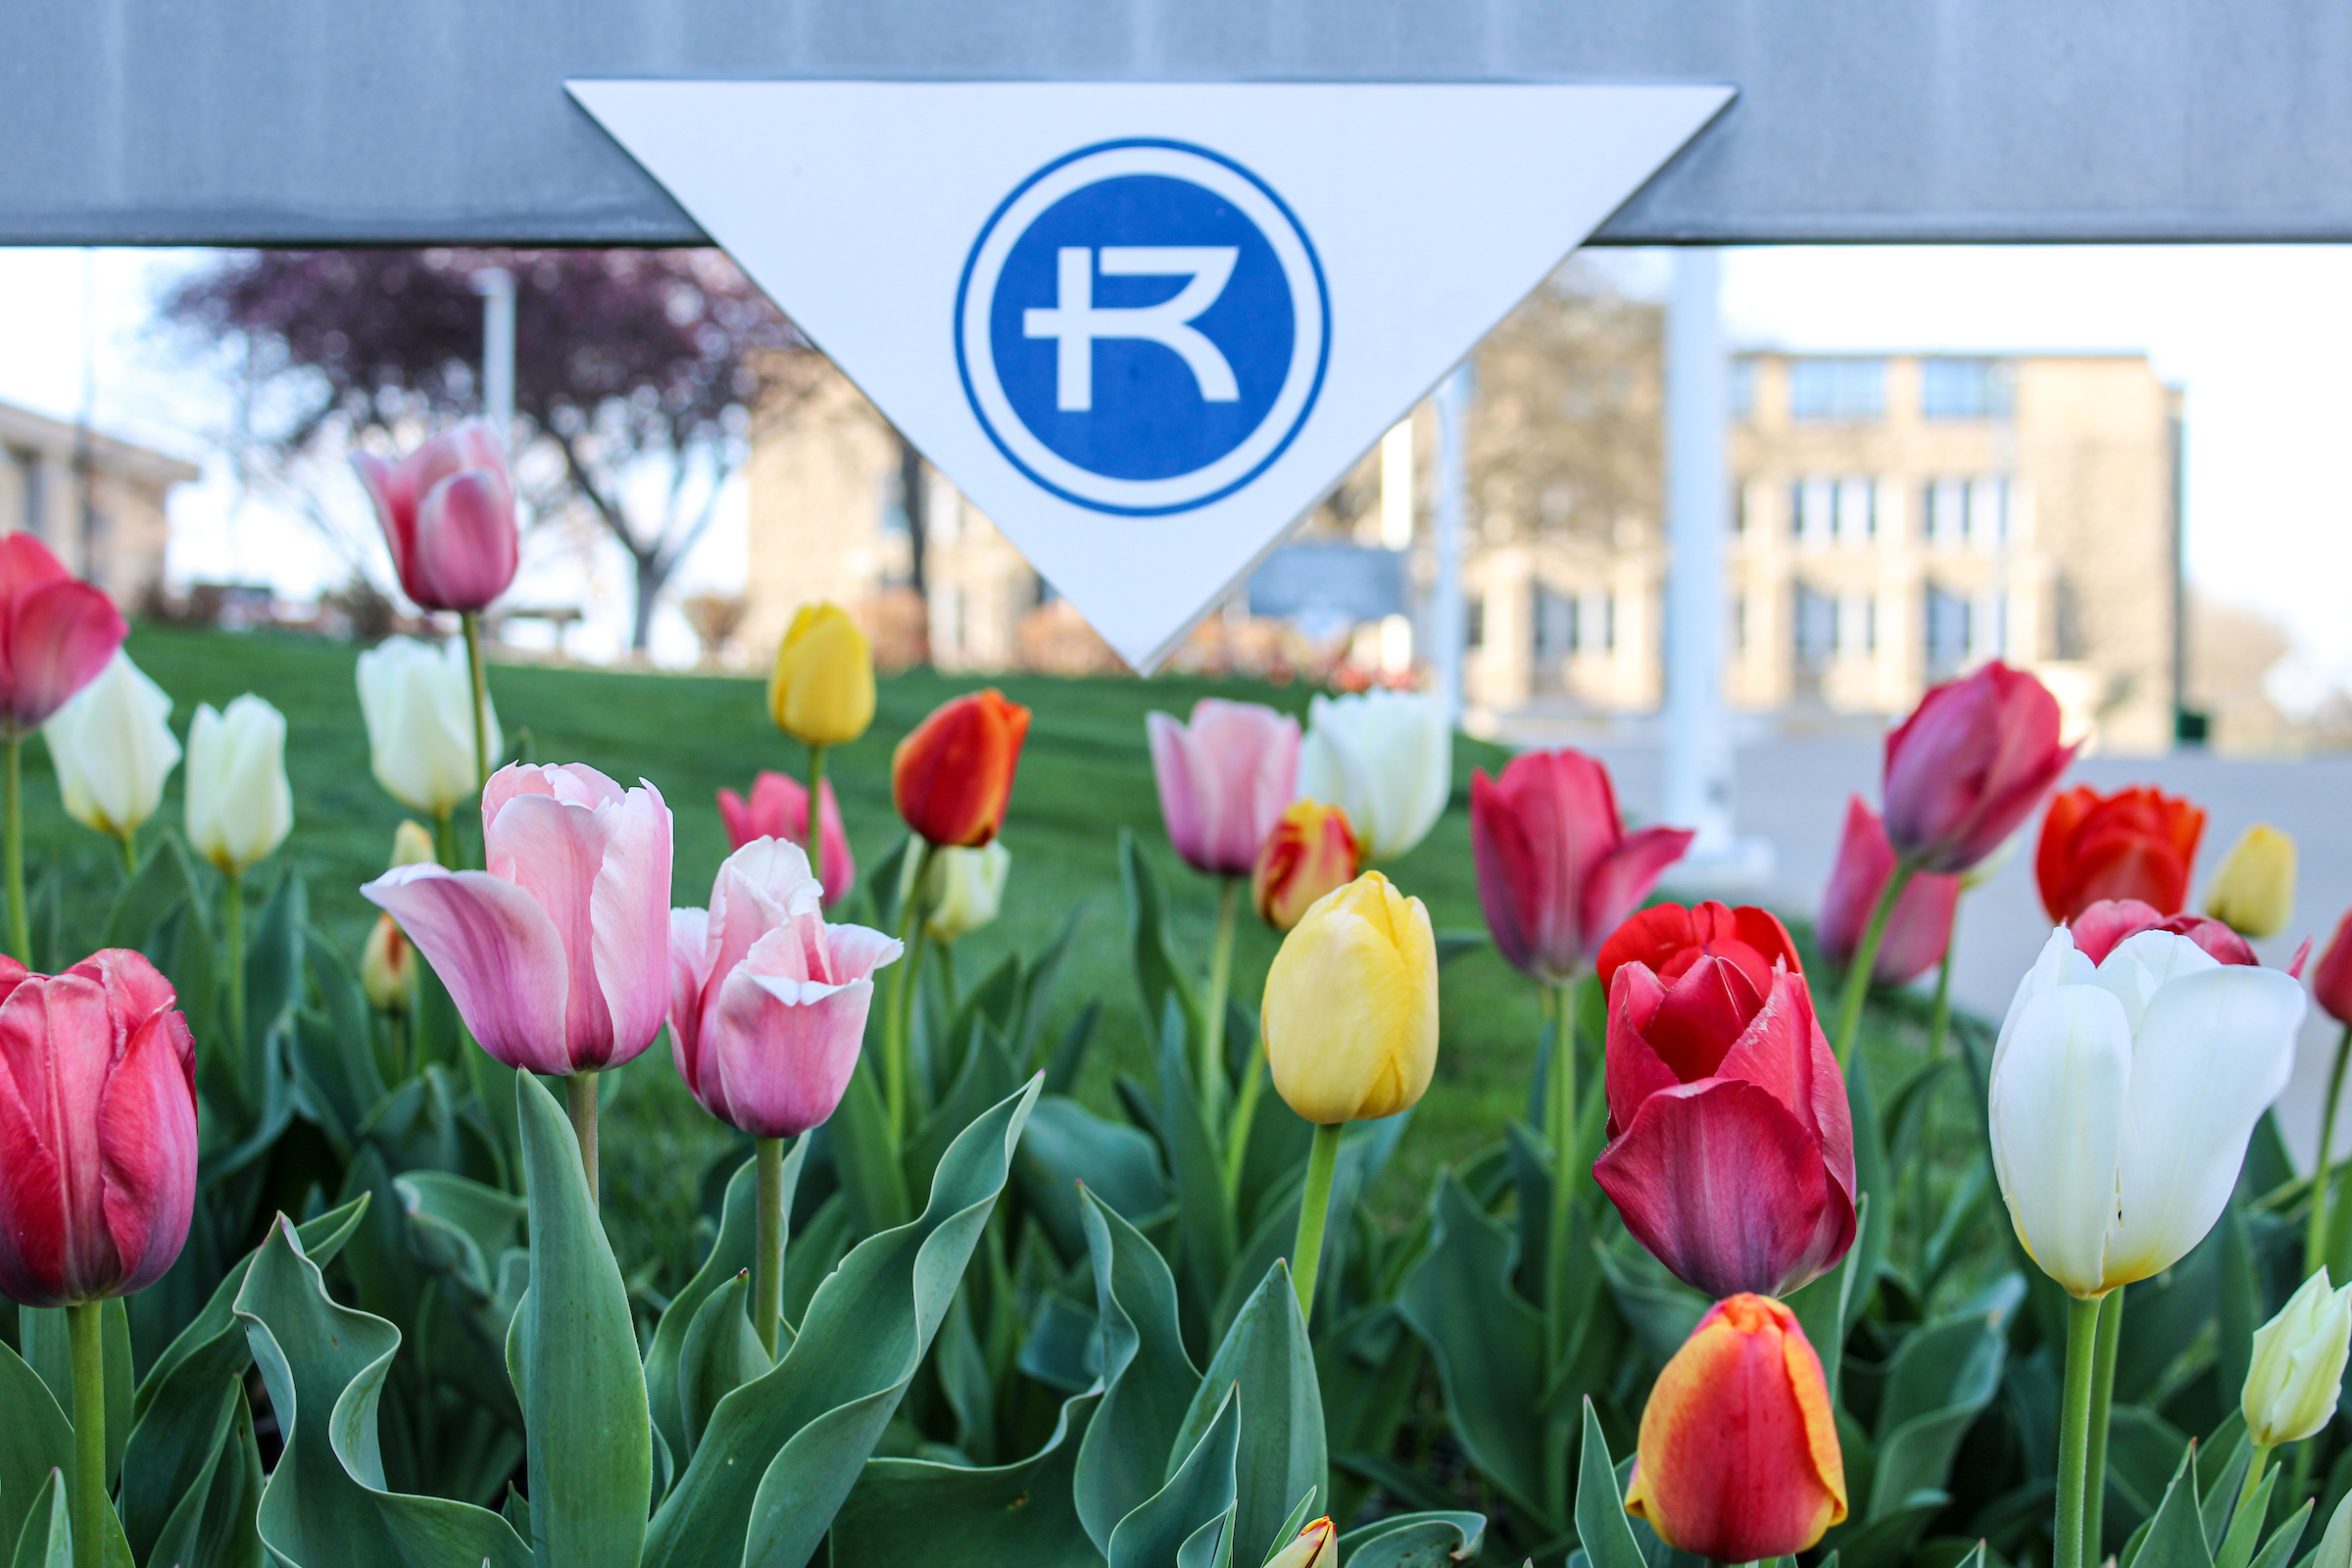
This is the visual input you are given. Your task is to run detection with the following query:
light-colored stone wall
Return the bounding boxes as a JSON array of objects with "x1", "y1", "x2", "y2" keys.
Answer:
[{"x1": 0, "y1": 399, "x2": 192, "y2": 606}]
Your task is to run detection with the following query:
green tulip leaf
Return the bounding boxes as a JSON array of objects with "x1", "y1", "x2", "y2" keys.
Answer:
[
  {"x1": 907, "y1": 1023, "x2": 1019, "y2": 1199},
  {"x1": 1865, "y1": 1306, "x2": 2006, "y2": 1515},
  {"x1": 2249, "y1": 1504, "x2": 2315, "y2": 1568},
  {"x1": 1119, "y1": 829, "x2": 1204, "y2": 1057},
  {"x1": 1335, "y1": 1509, "x2": 1489, "y2": 1568},
  {"x1": 1167, "y1": 1259, "x2": 1326, "y2": 1568},
  {"x1": 826, "y1": 1390, "x2": 1102, "y2": 1568},
  {"x1": 2293, "y1": 1486, "x2": 2352, "y2": 1568},
  {"x1": 394, "y1": 1170, "x2": 527, "y2": 1301},
  {"x1": 2132, "y1": 1443, "x2": 2220, "y2": 1568},
  {"x1": 641, "y1": 1075, "x2": 1042, "y2": 1568},
  {"x1": 676, "y1": 1272, "x2": 768, "y2": 1458},
  {"x1": 644, "y1": 1152, "x2": 763, "y2": 1470},
  {"x1": 1155, "y1": 993, "x2": 1236, "y2": 1331},
  {"x1": 1013, "y1": 1093, "x2": 1169, "y2": 1261},
  {"x1": 9, "y1": 1468, "x2": 69, "y2": 1568},
  {"x1": 233, "y1": 1216, "x2": 531, "y2": 1568},
  {"x1": 1265, "y1": 1489, "x2": 1319, "y2": 1562},
  {"x1": 514, "y1": 1069, "x2": 652, "y2": 1568},
  {"x1": 1075, "y1": 1186, "x2": 1202, "y2": 1550},
  {"x1": 2215, "y1": 1466, "x2": 2281, "y2": 1568},
  {"x1": 830, "y1": 1055, "x2": 912, "y2": 1236},
  {"x1": 1108, "y1": 1383, "x2": 1241, "y2": 1568},
  {"x1": 1573, "y1": 1399, "x2": 1647, "y2": 1568},
  {"x1": 143, "y1": 1379, "x2": 266, "y2": 1568}
]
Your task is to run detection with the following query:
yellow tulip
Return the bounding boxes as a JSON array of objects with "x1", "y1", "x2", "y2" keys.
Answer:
[
  {"x1": 1263, "y1": 1518, "x2": 1337, "y2": 1568},
  {"x1": 2205, "y1": 822, "x2": 2296, "y2": 939},
  {"x1": 1261, "y1": 870, "x2": 1438, "y2": 1124},
  {"x1": 392, "y1": 819, "x2": 438, "y2": 868},
  {"x1": 768, "y1": 603, "x2": 876, "y2": 748},
  {"x1": 362, "y1": 912, "x2": 414, "y2": 1013}
]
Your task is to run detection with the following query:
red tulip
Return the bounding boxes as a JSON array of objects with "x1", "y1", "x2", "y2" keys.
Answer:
[
  {"x1": 1882, "y1": 661, "x2": 2075, "y2": 874},
  {"x1": 351, "y1": 420, "x2": 519, "y2": 612},
  {"x1": 717, "y1": 770, "x2": 857, "y2": 906},
  {"x1": 0, "y1": 533, "x2": 127, "y2": 734},
  {"x1": 0, "y1": 950, "x2": 197, "y2": 1307},
  {"x1": 2035, "y1": 784, "x2": 2205, "y2": 924},
  {"x1": 892, "y1": 689, "x2": 1031, "y2": 849},
  {"x1": 1624, "y1": 1293, "x2": 1847, "y2": 1560},
  {"x1": 1595, "y1": 900, "x2": 1800, "y2": 994},
  {"x1": 1471, "y1": 750, "x2": 1695, "y2": 983},
  {"x1": 1593, "y1": 956, "x2": 1856, "y2": 1298},
  {"x1": 1818, "y1": 797, "x2": 1961, "y2": 984},
  {"x1": 2072, "y1": 897, "x2": 2258, "y2": 968}
]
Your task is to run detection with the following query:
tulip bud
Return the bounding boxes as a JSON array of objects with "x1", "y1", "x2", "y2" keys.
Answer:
[
  {"x1": 2205, "y1": 823, "x2": 2296, "y2": 940},
  {"x1": 717, "y1": 771, "x2": 856, "y2": 906},
  {"x1": 2313, "y1": 908, "x2": 2352, "y2": 1027},
  {"x1": 356, "y1": 635, "x2": 501, "y2": 818},
  {"x1": 41, "y1": 650, "x2": 180, "y2": 841},
  {"x1": 362, "y1": 912, "x2": 414, "y2": 1013},
  {"x1": 1252, "y1": 801, "x2": 1359, "y2": 933},
  {"x1": 2035, "y1": 784, "x2": 2206, "y2": 924},
  {"x1": 0, "y1": 532, "x2": 128, "y2": 736},
  {"x1": 901, "y1": 841, "x2": 1010, "y2": 943},
  {"x1": 768, "y1": 602, "x2": 876, "y2": 749},
  {"x1": 184, "y1": 695, "x2": 294, "y2": 875},
  {"x1": 351, "y1": 420, "x2": 518, "y2": 613},
  {"x1": 1297, "y1": 688, "x2": 1452, "y2": 862},
  {"x1": 892, "y1": 689, "x2": 1031, "y2": 848},
  {"x1": 1261, "y1": 871, "x2": 1438, "y2": 1125},
  {"x1": 2243, "y1": 1269, "x2": 2352, "y2": 1448},
  {"x1": 391, "y1": 819, "x2": 439, "y2": 868},
  {"x1": 1882, "y1": 660, "x2": 2076, "y2": 874},
  {"x1": 1625, "y1": 1294, "x2": 1847, "y2": 1561},
  {"x1": 1262, "y1": 1517, "x2": 1337, "y2": 1568}
]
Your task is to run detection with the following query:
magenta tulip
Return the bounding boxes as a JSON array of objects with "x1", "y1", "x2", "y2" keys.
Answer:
[
  {"x1": 351, "y1": 420, "x2": 519, "y2": 613},
  {"x1": 0, "y1": 950, "x2": 197, "y2": 1306},
  {"x1": 1594, "y1": 956, "x2": 1857, "y2": 1298},
  {"x1": 0, "y1": 533, "x2": 127, "y2": 734},
  {"x1": 1471, "y1": 749, "x2": 1695, "y2": 983},
  {"x1": 2070, "y1": 897, "x2": 2261, "y2": 968},
  {"x1": 1147, "y1": 699, "x2": 1301, "y2": 876},
  {"x1": 717, "y1": 769, "x2": 857, "y2": 906},
  {"x1": 1818, "y1": 797, "x2": 1961, "y2": 985},
  {"x1": 669, "y1": 838, "x2": 903, "y2": 1137},
  {"x1": 362, "y1": 763, "x2": 673, "y2": 1075},
  {"x1": 1881, "y1": 660, "x2": 2075, "y2": 874}
]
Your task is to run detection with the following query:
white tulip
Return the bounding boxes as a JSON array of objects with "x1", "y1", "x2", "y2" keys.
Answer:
[
  {"x1": 185, "y1": 695, "x2": 293, "y2": 874},
  {"x1": 1987, "y1": 925, "x2": 2307, "y2": 1298},
  {"x1": 355, "y1": 636, "x2": 499, "y2": 817},
  {"x1": 1295, "y1": 688, "x2": 1451, "y2": 862},
  {"x1": 40, "y1": 651, "x2": 180, "y2": 840},
  {"x1": 902, "y1": 841, "x2": 1011, "y2": 943},
  {"x1": 2244, "y1": 1269, "x2": 2352, "y2": 1447}
]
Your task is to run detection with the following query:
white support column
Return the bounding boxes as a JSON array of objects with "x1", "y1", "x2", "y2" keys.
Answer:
[
  {"x1": 1430, "y1": 366, "x2": 1472, "y2": 721},
  {"x1": 474, "y1": 270, "x2": 516, "y2": 445}
]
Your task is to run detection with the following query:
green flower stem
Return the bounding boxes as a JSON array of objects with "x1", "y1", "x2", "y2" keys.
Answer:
[
  {"x1": 2308, "y1": 1023, "x2": 2352, "y2": 1279},
  {"x1": 223, "y1": 867, "x2": 247, "y2": 1065},
  {"x1": 120, "y1": 828, "x2": 138, "y2": 880},
  {"x1": 432, "y1": 807, "x2": 458, "y2": 871},
  {"x1": 4, "y1": 732, "x2": 26, "y2": 964},
  {"x1": 1222, "y1": 1056, "x2": 1269, "y2": 1201},
  {"x1": 1290, "y1": 1122, "x2": 1345, "y2": 1324},
  {"x1": 1833, "y1": 862, "x2": 1916, "y2": 1069},
  {"x1": 1545, "y1": 976, "x2": 1580, "y2": 1371},
  {"x1": 2084, "y1": 1286, "x2": 2126, "y2": 1563},
  {"x1": 461, "y1": 609, "x2": 493, "y2": 792},
  {"x1": 2055, "y1": 1293, "x2": 2106, "y2": 1568},
  {"x1": 566, "y1": 1069, "x2": 600, "y2": 1204},
  {"x1": 804, "y1": 744, "x2": 828, "y2": 855},
  {"x1": 68, "y1": 1298, "x2": 106, "y2": 1568},
  {"x1": 754, "y1": 1136, "x2": 785, "y2": 1359},
  {"x1": 884, "y1": 842, "x2": 937, "y2": 1141},
  {"x1": 1908, "y1": 913, "x2": 1963, "y2": 1272},
  {"x1": 2236, "y1": 1442, "x2": 2274, "y2": 1533},
  {"x1": 1200, "y1": 877, "x2": 1240, "y2": 1128}
]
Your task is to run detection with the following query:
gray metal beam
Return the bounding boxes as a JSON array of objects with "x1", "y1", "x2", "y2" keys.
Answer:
[{"x1": 7, "y1": 1, "x2": 2352, "y2": 247}]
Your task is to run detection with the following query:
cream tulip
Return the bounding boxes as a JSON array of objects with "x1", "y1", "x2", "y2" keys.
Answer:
[
  {"x1": 900, "y1": 840, "x2": 1011, "y2": 943},
  {"x1": 40, "y1": 650, "x2": 179, "y2": 841},
  {"x1": 2244, "y1": 1269, "x2": 2352, "y2": 1448},
  {"x1": 356, "y1": 635, "x2": 499, "y2": 818},
  {"x1": 184, "y1": 695, "x2": 293, "y2": 874},
  {"x1": 1295, "y1": 688, "x2": 1451, "y2": 862},
  {"x1": 1987, "y1": 925, "x2": 2306, "y2": 1298}
]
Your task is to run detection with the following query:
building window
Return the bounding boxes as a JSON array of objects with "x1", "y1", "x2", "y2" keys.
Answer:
[
  {"x1": 1922, "y1": 358, "x2": 2015, "y2": 420},
  {"x1": 1532, "y1": 583, "x2": 1577, "y2": 659},
  {"x1": 1792, "y1": 476, "x2": 1838, "y2": 546},
  {"x1": 1836, "y1": 477, "x2": 1877, "y2": 544},
  {"x1": 1794, "y1": 584, "x2": 1837, "y2": 671},
  {"x1": 1730, "y1": 358, "x2": 1757, "y2": 421},
  {"x1": 1970, "y1": 476, "x2": 2009, "y2": 545},
  {"x1": 1926, "y1": 584, "x2": 1972, "y2": 676},
  {"x1": 1599, "y1": 593, "x2": 1616, "y2": 653},
  {"x1": 1465, "y1": 594, "x2": 1485, "y2": 650},
  {"x1": 1732, "y1": 482, "x2": 1747, "y2": 535},
  {"x1": 1733, "y1": 595, "x2": 1747, "y2": 654},
  {"x1": 1788, "y1": 358, "x2": 1886, "y2": 422}
]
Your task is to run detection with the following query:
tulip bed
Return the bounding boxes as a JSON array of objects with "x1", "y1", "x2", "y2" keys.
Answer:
[{"x1": 5, "y1": 507, "x2": 2351, "y2": 1568}]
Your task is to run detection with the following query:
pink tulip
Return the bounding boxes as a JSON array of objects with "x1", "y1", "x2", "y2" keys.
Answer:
[
  {"x1": 1471, "y1": 749, "x2": 1695, "y2": 983},
  {"x1": 669, "y1": 838, "x2": 903, "y2": 1138},
  {"x1": 717, "y1": 770, "x2": 857, "y2": 906},
  {"x1": 1147, "y1": 699, "x2": 1301, "y2": 876},
  {"x1": 0, "y1": 533, "x2": 127, "y2": 734},
  {"x1": 2070, "y1": 898, "x2": 2261, "y2": 968},
  {"x1": 0, "y1": 950, "x2": 197, "y2": 1307},
  {"x1": 1818, "y1": 798, "x2": 1961, "y2": 985},
  {"x1": 351, "y1": 420, "x2": 519, "y2": 612},
  {"x1": 362, "y1": 763, "x2": 672, "y2": 1075},
  {"x1": 1881, "y1": 661, "x2": 2075, "y2": 874}
]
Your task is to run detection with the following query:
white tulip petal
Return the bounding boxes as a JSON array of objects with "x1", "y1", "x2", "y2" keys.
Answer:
[
  {"x1": 1991, "y1": 927, "x2": 2095, "y2": 1090},
  {"x1": 1988, "y1": 983, "x2": 2133, "y2": 1296},
  {"x1": 2092, "y1": 929, "x2": 2219, "y2": 1035}
]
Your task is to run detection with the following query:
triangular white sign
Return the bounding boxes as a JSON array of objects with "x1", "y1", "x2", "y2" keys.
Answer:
[{"x1": 570, "y1": 81, "x2": 1731, "y2": 670}]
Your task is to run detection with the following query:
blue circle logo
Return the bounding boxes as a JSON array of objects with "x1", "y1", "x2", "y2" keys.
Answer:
[{"x1": 956, "y1": 140, "x2": 1330, "y2": 516}]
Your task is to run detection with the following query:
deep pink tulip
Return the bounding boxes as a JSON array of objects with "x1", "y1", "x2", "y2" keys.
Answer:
[
  {"x1": 0, "y1": 532, "x2": 127, "y2": 734},
  {"x1": 1881, "y1": 661, "x2": 2076, "y2": 874},
  {"x1": 1147, "y1": 699, "x2": 1301, "y2": 877},
  {"x1": 0, "y1": 950, "x2": 197, "y2": 1307},
  {"x1": 1818, "y1": 798, "x2": 1961, "y2": 985},
  {"x1": 2071, "y1": 898, "x2": 2261, "y2": 968},
  {"x1": 1594, "y1": 956, "x2": 1856, "y2": 1298},
  {"x1": 717, "y1": 770, "x2": 857, "y2": 906},
  {"x1": 362, "y1": 763, "x2": 673, "y2": 1075},
  {"x1": 2313, "y1": 908, "x2": 2352, "y2": 1024},
  {"x1": 669, "y1": 838, "x2": 902, "y2": 1138},
  {"x1": 1470, "y1": 749, "x2": 1695, "y2": 984},
  {"x1": 351, "y1": 420, "x2": 519, "y2": 612}
]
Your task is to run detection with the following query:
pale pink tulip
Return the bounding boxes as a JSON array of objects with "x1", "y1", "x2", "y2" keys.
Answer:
[
  {"x1": 2070, "y1": 897, "x2": 2261, "y2": 968},
  {"x1": 669, "y1": 838, "x2": 902, "y2": 1138},
  {"x1": 1147, "y1": 699, "x2": 1301, "y2": 876},
  {"x1": 716, "y1": 770, "x2": 856, "y2": 905},
  {"x1": 361, "y1": 763, "x2": 672, "y2": 1075},
  {"x1": 351, "y1": 420, "x2": 519, "y2": 612}
]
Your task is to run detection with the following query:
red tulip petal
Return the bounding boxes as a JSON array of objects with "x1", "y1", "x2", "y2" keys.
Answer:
[
  {"x1": 4, "y1": 578, "x2": 127, "y2": 730},
  {"x1": 1643, "y1": 956, "x2": 1764, "y2": 1083},
  {"x1": 98, "y1": 1006, "x2": 198, "y2": 1293},
  {"x1": 1713, "y1": 973, "x2": 1859, "y2": 1220},
  {"x1": 1578, "y1": 824, "x2": 1698, "y2": 962},
  {"x1": 1604, "y1": 962, "x2": 1679, "y2": 1135}
]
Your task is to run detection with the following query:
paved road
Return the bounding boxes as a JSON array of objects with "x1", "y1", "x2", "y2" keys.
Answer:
[{"x1": 1571, "y1": 735, "x2": 2352, "y2": 1167}]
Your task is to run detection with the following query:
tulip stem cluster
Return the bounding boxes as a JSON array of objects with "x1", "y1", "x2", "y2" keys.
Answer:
[
  {"x1": 754, "y1": 1135, "x2": 786, "y2": 1359},
  {"x1": 1201, "y1": 877, "x2": 1240, "y2": 1123},
  {"x1": 2054, "y1": 1294, "x2": 2106, "y2": 1568},
  {"x1": 4, "y1": 732, "x2": 26, "y2": 962},
  {"x1": 68, "y1": 1297, "x2": 105, "y2": 1568},
  {"x1": 566, "y1": 1069, "x2": 601, "y2": 1204},
  {"x1": 884, "y1": 842, "x2": 937, "y2": 1140},
  {"x1": 2312, "y1": 1024, "x2": 2352, "y2": 1278},
  {"x1": 461, "y1": 610, "x2": 494, "y2": 791},
  {"x1": 1832, "y1": 862, "x2": 1915, "y2": 1068},
  {"x1": 1290, "y1": 1121, "x2": 1344, "y2": 1322}
]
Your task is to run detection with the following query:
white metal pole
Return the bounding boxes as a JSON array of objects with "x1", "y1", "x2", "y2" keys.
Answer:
[
  {"x1": 1430, "y1": 365, "x2": 1472, "y2": 721},
  {"x1": 474, "y1": 269, "x2": 516, "y2": 445},
  {"x1": 1662, "y1": 249, "x2": 1733, "y2": 853}
]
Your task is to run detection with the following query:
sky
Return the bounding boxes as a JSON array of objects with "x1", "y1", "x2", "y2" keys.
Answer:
[{"x1": 1, "y1": 244, "x2": 2348, "y2": 693}]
